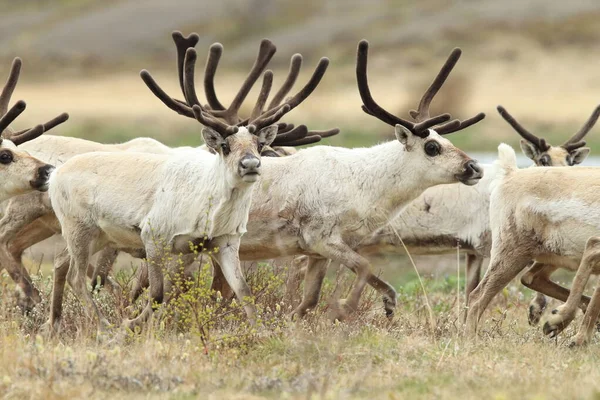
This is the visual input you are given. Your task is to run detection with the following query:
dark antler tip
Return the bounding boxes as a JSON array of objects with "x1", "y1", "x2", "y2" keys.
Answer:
[
  {"x1": 476, "y1": 112, "x2": 486, "y2": 119},
  {"x1": 139, "y1": 69, "x2": 150, "y2": 78},
  {"x1": 496, "y1": 105, "x2": 506, "y2": 114},
  {"x1": 265, "y1": 70, "x2": 274, "y2": 78},
  {"x1": 358, "y1": 39, "x2": 369, "y2": 49},
  {"x1": 292, "y1": 53, "x2": 303, "y2": 61},
  {"x1": 58, "y1": 112, "x2": 69, "y2": 121},
  {"x1": 185, "y1": 47, "x2": 197, "y2": 57},
  {"x1": 319, "y1": 57, "x2": 330, "y2": 66},
  {"x1": 247, "y1": 125, "x2": 256, "y2": 134},
  {"x1": 12, "y1": 57, "x2": 22, "y2": 67},
  {"x1": 451, "y1": 48, "x2": 462, "y2": 56},
  {"x1": 14, "y1": 100, "x2": 26, "y2": 110},
  {"x1": 172, "y1": 31, "x2": 183, "y2": 39},
  {"x1": 210, "y1": 43, "x2": 224, "y2": 53}
]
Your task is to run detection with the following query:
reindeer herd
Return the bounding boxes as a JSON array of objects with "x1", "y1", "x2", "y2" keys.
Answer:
[{"x1": 1, "y1": 31, "x2": 599, "y2": 347}]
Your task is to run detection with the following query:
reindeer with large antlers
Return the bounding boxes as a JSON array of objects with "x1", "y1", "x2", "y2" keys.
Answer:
[
  {"x1": 0, "y1": 58, "x2": 68, "y2": 303},
  {"x1": 192, "y1": 40, "x2": 485, "y2": 321},
  {"x1": 48, "y1": 37, "x2": 330, "y2": 331}
]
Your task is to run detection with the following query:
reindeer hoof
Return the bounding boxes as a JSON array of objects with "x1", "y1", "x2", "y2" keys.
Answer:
[
  {"x1": 383, "y1": 296, "x2": 396, "y2": 319},
  {"x1": 528, "y1": 304, "x2": 543, "y2": 326}
]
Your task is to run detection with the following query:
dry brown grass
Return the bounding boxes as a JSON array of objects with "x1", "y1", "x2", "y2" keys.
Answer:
[{"x1": 1, "y1": 255, "x2": 600, "y2": 399}]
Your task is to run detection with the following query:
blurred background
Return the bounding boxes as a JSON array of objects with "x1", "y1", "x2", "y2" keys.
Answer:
[{"x1": 3, "y1": 0, "x2": 600, "y2": 161}]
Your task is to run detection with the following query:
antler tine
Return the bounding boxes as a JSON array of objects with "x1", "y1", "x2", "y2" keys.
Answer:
[
  {"x1": 564, "y1": 104, "x2": 600, "y2": 147},
  {"x1": 0, "y1": 100, "x2": 26, "y2": 134},
  {"x1": 250, "y1": 57, "x2": 330, "y2": 129},
  {"x1": 172, "y1": 31, "x2": 200, "y2": 103},
  {"x1": 497, "y1": 105, "x2": 549, "y2": 151},
  {"x1": 434, "y1": 112, "x2": 486, "y2": 135},
  {"x1": 413, "y1": 113, "x2": 452, "y2": 134},
  {"x1": 204, "y1": 43, "x2": 226, "y2": 111},
  {"x1": 409, "y1": 48, "x2": 462, "y2": 122},
  {"x1": 311, "y1": 128, "x2": 340, "y2": 138},
  {"x1": 356, "y1": 40, "x2": 414, "y2": 129},
  {"x1": 563, "y1": 140, "x2": 587, "y2": 152},
  {"x1": 10, "y1": 124, "x2": 44, "y2": 146},
  {"x1": 271, "y1": 124, "x2": 309, "y2": 145},
  {"x1": 183, "y1": 48, "x2": 202, "y2": 108},
  {"x1": 140, "y1": 69, "x2": 194, "y2": 118},
  {"x1": 192, "y1": 105, "x2": 238, "y2": 137},
  {"x1": 250, "y1": 70, "x2": 273, "y2": 121},
  {"x1": 268, "y1": 54, "x2": 302, "y2": 110},
  {"x1": 12, "y1": 112, "x2": 70, "y2": 136},
  {"x1": 0, "y1": 58, "x2": 21, "y2": 116},
  {"x1": 211, "y1": 39, "x2": 277, "y2": 124},
  {"x1": 283, "y1": 135, "x2": 322, "y2": 146}
]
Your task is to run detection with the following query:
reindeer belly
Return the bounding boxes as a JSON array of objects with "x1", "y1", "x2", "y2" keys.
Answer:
[{"x1": 97, "y1": 220, "x2": 144, "y2": 249}]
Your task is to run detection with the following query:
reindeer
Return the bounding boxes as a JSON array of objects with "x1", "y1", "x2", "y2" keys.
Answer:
[
  {"x1": 47, "y1": 37, "x2": 329, "y2": 331},
  {"x1": 464, "y1": 142, "x2": 600, "y2": 345},
  {"x1": 189, "y1": 40, "x2": 486, "y2": 321},
  {"x1": 358, "y1": 104, "x2": 595, "y2": 319},
  {"x1": 0, "y1": 32, "x2": 337, "y2": 310},
  {"x1": 0, "y1": 57, "x2": 69, "y2": 303},
  {"x1": 0, "y1": 57, "x2": 66, "y2": 200}
]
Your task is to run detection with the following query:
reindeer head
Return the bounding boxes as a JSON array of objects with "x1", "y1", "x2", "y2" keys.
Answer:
[
  {"x1": 356, "y1": 40, "x2": 485, "y2": 186},
  {"x1": 497, "y1": 105, "x2": 597, "y2": 166},
  {"x1": 0, "y1": 58, "x2": 68, "y2": 200},
  {"x1": 141, "y1": 33, "x2": 331, "y2": 183}
]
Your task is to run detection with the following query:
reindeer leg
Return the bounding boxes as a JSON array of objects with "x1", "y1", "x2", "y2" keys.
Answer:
[
  {"x1": 465, "y1": 247, "x2": 531, "y2": 338},
  {"x1": 544, "y1": 237, "x2": 600, "y2": 338},
  {"x1": 211, "y1": 260, "x2": 236, "y2": 300},
  {"x1": 571, "y1": 279, "x2": 600, "y2": 347},
  {"x1": 289, "y1": 257, "x2": 329, "y2": 319},
  {"x1": 123, "y1": 243, "x2": 166, "y2": 331},
  {"x1": 63, "y1": 222, "x2": 108, "y2": 331},
  {"x1": 0, "y1": 196, "x2": 54, "y2": 309},
  {"x1": 465, "y1": 254, "x2": 484, "y2": 303},
  {"x1": 210, "y1": 234, "x2": 256, "y2": 323},
  {"x1": 312, "y1": 241, "x2": 377, "y2": 321},
  {"x1": 90, "y1": 247, "x2": 119, "y2": 292},
  {"x1": 47, "y1": 246, "x2": 70, "y2": 335},
  {"x1": 521, "y1": 262, "x2": 591, "y2": 326}
]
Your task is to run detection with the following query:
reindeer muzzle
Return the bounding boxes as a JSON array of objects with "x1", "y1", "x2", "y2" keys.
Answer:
[
  {"x1": 30, "y1": 164, "x2": 54, "y2": 192},
  {"x1": 455, "y1": 160, "x2": 483, "y2": 186}
]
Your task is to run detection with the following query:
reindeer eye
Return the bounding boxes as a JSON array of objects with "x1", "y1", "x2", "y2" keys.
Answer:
[
  {"x1": 539, "y1": 156, "x2": 550, "y2": 166},
  {"x1": 0, "y1": 151, "x2": 13, "y2": 165},
  {"x1": 220, "y1": 142, "x2": 230, "y2": 156},
  {"x1": 424, "y1": 141, "x2": 441, "y2": 157},
  {"x1": 257, "y1": 142, "x2": 264, "y2": 153}
]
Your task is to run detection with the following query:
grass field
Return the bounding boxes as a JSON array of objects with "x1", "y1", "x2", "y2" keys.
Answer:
[{"x1": 1, "y1": 254, "x2": 599, "y2": 399}]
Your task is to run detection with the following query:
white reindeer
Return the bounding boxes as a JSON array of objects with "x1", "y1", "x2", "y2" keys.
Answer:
[
  {"x1": 465, "y1": 143, "x2": 600, "y2": 345},
  {"x1": 47, "y1": 37, "x2": 330, "y2": 331},
  {"x1": 0, "y1": 32, "x2": 337, "y2": 310},
  {"x1": 0, "y1": 57, "x2": 70, "y2": 303}
]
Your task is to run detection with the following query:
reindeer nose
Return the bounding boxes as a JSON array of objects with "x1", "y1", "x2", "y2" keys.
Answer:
[
  {"x1": 465, "y1": 160, "x2": 481, "y2": 176},
  {"x1": 240, "y1": 156, "x2": 260, "y2": 170},
  {"x1": 38, "y1": 164, "x2": 54, "y2": 181}
]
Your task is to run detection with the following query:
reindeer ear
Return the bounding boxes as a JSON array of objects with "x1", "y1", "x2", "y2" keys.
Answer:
[
  {"x1": 257, "y1": 125, "x2": 278, "y2": 146},
  {"x1": 394, "y1": 124, "x2": 411, "y2": 145},
  {"x1": 570, "y1": 147, "x2": 590, "y2": 165},
  {"x1": 519, "y1": 139, "x2": 539, "y2": 160},
  {"x1": 202, "y1": 127, "x2": 226, "y2": 151}
]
